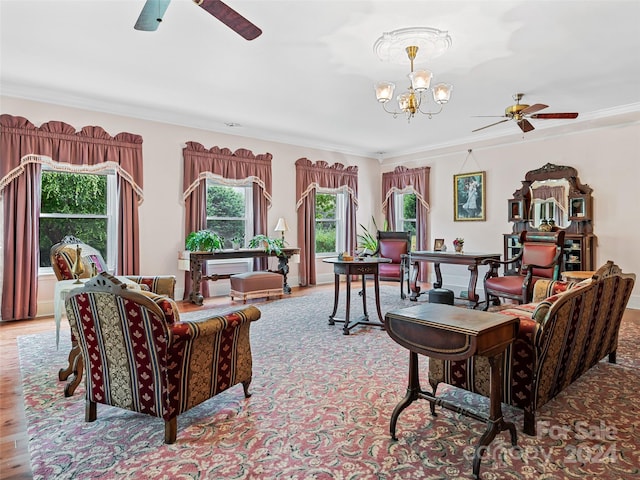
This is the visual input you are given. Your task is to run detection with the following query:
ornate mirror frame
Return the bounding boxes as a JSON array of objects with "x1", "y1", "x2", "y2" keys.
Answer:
[{"x1": 509, "y1": 163, "x2": 593, "y2": 234}]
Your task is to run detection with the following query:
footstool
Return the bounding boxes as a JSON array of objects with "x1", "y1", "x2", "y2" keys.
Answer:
[{"x1": 230, "y1": 271, "x2": 284, "y2": 303}]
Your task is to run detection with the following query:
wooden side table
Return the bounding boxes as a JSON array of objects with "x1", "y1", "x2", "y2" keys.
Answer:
[
  {"x1": 561, "y1": 270, "x2": 595, "y2": 282},
  {"x1": 322, "y1": 257, "x2": 391, "y2": 335},
  {"x1": 385, "y1": 303, "x2": 519, "y2": 479}
]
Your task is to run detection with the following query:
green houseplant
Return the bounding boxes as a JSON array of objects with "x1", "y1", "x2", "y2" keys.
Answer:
[
  {"x1": 185, "y1": 230, "x2": 224, "y2": 252},
  {"x1": 248, "y1": 234, "x2": 285, "y2": 255},
  {"x1": 357, "y1": 217, "x2": 388, "y2": 253}
]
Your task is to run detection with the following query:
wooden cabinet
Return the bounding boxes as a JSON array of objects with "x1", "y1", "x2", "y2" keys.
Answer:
[{"x1": 503, "y1": 233, "x2": 595, "y2": 274}]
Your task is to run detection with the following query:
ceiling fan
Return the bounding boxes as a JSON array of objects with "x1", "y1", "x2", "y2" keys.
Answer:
[
  {"x1": 134, "y1": 0, "x2": 262, "y2": 41},
  {"x1": 472, "y1": 93, "x2": 578, "y2": 133}
]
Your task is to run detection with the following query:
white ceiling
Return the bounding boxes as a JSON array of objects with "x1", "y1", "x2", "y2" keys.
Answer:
[{"x1": 2, "y1": 0, "x2": 640, "y2": 159}]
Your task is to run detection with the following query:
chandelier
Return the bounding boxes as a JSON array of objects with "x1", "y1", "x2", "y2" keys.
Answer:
[{"x1": 373, "y1": 27, "x2": 453, "y2": 122}]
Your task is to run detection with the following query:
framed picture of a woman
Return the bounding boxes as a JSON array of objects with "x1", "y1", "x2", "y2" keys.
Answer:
[{"x1": 454, "y1": 171, "x2": 486, "y2": 221}]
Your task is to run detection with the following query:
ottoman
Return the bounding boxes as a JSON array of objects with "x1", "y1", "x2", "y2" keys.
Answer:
[
  {"x1": 428, "y1": 288, "x2": 455, "y2": 305},
  {"x1": 230, "y1": 271, "x2": 284, "y2": 303}
]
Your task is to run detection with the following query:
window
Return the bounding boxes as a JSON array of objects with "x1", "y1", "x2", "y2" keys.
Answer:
[
  {"x1": 394, "y1": 191, "x2": 417, "y2": 237},
  {"x1": 39, "y1": 169, "x2": 117, "y2": 270},
  {"x1": 206, "y1": 180, "x2": 253, "y2": 248},
  {"x1": 315, "y1": 189, "x2": 346, "y2": 255}
]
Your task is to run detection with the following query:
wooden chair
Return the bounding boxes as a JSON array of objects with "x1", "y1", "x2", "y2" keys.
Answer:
[
  {"x1": 482, "y1": 230, "x2": 565, "y2": 309},
  {"x1": 374, "y1": 231, "x2": 411, "y2": 298},
  {"x1": 65, "y1": 273, "x2": 261, "y2": 443}
]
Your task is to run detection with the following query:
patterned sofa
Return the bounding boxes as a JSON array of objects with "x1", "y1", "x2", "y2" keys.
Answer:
[
  {"x1": 429, "y1": 260, "x2": 635, "y2": 435},
  {"x1": 65, "y1": 273, "x2": 261, "y2": 443}
]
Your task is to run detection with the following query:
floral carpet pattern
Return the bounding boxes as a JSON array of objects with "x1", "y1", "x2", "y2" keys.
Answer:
[{"x1": 19, "y1": 286, "x2": 640, "y2": 479}]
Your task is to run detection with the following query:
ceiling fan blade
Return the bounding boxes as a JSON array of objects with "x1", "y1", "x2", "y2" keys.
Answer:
[
  {"x1": 472, "y1": 118, "x2": 510, "y2": 132},
  {"x1": 194, "y1": 0, "x2": 262, "y2": 40},
  {"x1": 520, "y1": 103, "x2": 548, "y2": 115},
  {"x1": 134, "y1": 0, "x2": 171, "y2": 31},
  {"x1": 518, "y1": 119, "x2": 535, "y2": 133},
  {"x1": 530, "y1": 112, "x2": 579, "y2": 119}
]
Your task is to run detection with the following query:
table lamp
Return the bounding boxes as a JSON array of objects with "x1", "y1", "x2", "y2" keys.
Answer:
[{"x1": 274, "y1": 217, "x2": 289, "y2": 242}]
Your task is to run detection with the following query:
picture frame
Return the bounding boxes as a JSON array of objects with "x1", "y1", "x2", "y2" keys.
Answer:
[
  {"x1": 433, "y1": 238, "x2": 445, "y2": 251},
  {"x1": 454, "y1": 171, "x2": 486, "y2": 221}
]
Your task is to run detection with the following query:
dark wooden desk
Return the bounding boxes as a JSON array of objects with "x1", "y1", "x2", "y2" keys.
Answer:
[
  {"x1": 408, "y1": 251, "x2": 501, "y2": 308},
  {"x1": 188, "y1": 248, "x2": 300, "y2": 305},
  {"x1": 323, "y1": 257, "x2": 391, "y2": 335},
  {"x1": 385, "y1": 303, "x2": 518, "y2": 479}
]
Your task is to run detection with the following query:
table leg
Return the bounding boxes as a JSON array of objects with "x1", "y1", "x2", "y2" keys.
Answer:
[
  {"x1": 472, "y1": 352, "x2": 518, "y2": 478},
  {"x1": 343, "y1": 272, "x2": 352, "y2": 335},
  {"x1": 360, "y1": 274, "x2": 369, "y2": 320},
  {"x1": 328, "y1": 273, "x2": 340, "y2": 325},
  {"x1": 189, "y1": 257, "x2": 204, "y2": 305},
  {"x1": 373, "y1": 271, "x2": 384, "y2": 324},
  {"x1": 466, "y1": 263, "x2": 480, "y2": 308},
  {"x1": 390, "y1": 351, "x2": 423, "y2": 440},
  {"x1": 409, "y1": 260, "x2": 421, "y2": 301},
  {"x1": 277, "y1": 255, "x2": 292, "y2": 294},
  {"x1": 433, "y1": 262, "x2": 443, "y2": 289}
]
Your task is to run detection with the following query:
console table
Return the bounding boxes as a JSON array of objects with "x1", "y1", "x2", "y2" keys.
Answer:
[
  {"x1": 323, "y1": 257, "x2": 391, "y2": 335},
  {"x1": 188, "y1": 248, "x2": 300, "y2": 305},
  {"x1": 408, "y1": 251, "x2": 501, "y2": 308},
  {"x1": 385, "y1": 303, "x2": 518, "y2": 479}
]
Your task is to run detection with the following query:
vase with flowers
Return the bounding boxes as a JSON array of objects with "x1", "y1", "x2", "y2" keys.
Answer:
[{"x1": 453, "y1": 237, "x2": 464, "y2": 253}]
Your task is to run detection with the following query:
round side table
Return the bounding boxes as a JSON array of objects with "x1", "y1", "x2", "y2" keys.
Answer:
[{"x1": 561, "y1": 270, "x2": 595, "y2": 283}]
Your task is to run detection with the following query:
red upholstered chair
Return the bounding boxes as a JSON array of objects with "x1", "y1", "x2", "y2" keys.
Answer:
[
  {"x1": 375, "y1": 231, "x2": 411, "y2": 298},
  {"x1": 65, "y1": 273, "x2": 261, "y2": 443},
  {"x1": 482, "y1": 230, "x2": 565, "y2": 309}
]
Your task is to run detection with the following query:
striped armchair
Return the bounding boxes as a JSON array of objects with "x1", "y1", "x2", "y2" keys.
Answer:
[
  {"x1": 65, "y1": 273, "x2": 261, "y2": 443},
  {"x1": 429, "y1": 261, "x2": 635, "y2": 435}
]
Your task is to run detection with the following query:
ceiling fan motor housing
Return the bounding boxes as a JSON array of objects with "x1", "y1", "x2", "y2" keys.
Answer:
[{"x1": 505, "y1": 103, "x2": 529, "y2": 118}]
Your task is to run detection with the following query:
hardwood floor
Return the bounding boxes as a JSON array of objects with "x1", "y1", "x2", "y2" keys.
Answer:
[{"x1": 0, "y1": 284, "x2": 332, "y2": 479}]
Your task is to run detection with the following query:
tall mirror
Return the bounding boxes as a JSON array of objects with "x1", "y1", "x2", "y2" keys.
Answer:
[{"x1": 529, "y1": 178, "x2": 570, "y2": 229}]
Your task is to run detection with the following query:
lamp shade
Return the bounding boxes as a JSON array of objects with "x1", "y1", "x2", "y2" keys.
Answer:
[
  {"x1": 274, "y1": 217, "x2": 289, "y2": 232},
  {"x1": 432, "y1": 83, "x2": 453, "y2": 104},
  {"x1": 409, "y1": 69, "x2": 432, "y2": 92},
  {"x1": 374, "y1": 82, "x2": 395, "y2": 103}
]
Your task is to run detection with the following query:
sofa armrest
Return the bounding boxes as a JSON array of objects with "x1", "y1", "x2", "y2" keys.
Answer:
[
  {"x1": 532, "y1": 279, "x2": 578, "y2": 303},
  {"x1": 170, "y1": 306, "x2": 261, "y2": 343},
  {"x1": 125, "y1": 275, "x2": 176, "y2": 298}
]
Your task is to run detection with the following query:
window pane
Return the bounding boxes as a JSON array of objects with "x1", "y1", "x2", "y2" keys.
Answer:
[
  {"x1": 206, "y1": 219, "x2": 246, "y2": 248},
  {"x1": 207, "y1": 185, "x2": 245, "y2": 217},
  {"x1": 39, "y1": 218, "x2": 107, "y2": 267},
  {"x1": 41, "y1": 171, "x2": 106, "y2": 215},
  {"x1": 403, "y1": 193, "x2": 416, "y2": 221},
  {"x1": 315, "y1": 193, "x2": 338, "y2": 253}
]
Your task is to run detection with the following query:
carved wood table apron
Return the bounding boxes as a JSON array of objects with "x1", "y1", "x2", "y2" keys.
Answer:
[
  {"x1": 385, "y1": 303, "x2": 518, "y2": 479},
  {"x1": 323, "y1": 257, "x2": 392, "y2": 335},
  {"x1": 408, "y1": 251, "x2": 501, "y2": 308},
  {"x1": 188, "y1": 247, "x2": 300, "y2": 305}
]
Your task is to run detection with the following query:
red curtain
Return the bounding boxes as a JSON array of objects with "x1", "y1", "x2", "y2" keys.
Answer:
[
  {"x1": 182, "y1": 142, "x2": 272, "y2": 300},
  {"x1": 381, "y1": 166, "x2": 430, "y2": 281},
  {"x1": 0, "y1": 114, "x2": 144, "y2": 321},
  {"x1": 295, "y1": 158, "x2": 358, "y2": 286}
]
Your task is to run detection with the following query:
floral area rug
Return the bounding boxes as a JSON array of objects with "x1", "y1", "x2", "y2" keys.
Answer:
[{"x1": 19, "y1": 285, "x2": 640, "y2": 479}]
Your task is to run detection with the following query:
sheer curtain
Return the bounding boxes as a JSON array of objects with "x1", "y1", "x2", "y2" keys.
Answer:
[
  {"x1": 182, "y1": 142, "x2": 272, "y2": 300},
  {"x1": 0, "y1": 114, "x2": 144, "y2": 321},
  {"x1": 295, "y1": 158, "x2": 358, "y2": 286},
  {"x1": 382, "y1": 166, "x2": 430, "y2": 281}
]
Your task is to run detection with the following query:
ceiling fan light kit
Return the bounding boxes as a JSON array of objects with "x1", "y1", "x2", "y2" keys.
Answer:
[
  {"x1": 472, "y1": 93, "x2": 578, "y2": 133},
  {"x1": 373, "y1": 27, "x2": 453, "y2": 122}
]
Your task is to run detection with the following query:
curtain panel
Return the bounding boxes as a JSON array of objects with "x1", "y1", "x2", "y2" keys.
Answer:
[
  {"x1": 182, "y1": 142, "x2": 273, "y2": 300},
  {"x1": 295, "y1": 158, "x2": 358, "y2": 286},
  {"x1": 0, "y1": 114, "x2": 144, "y2": 321},
  {"x1": 381, "y1": 165, "x2": 430, "y2": 281}
]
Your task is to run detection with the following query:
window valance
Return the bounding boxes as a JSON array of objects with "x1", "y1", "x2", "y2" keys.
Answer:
[
  {"x1": 381, "y1": 165, "x2": 430, "y2": 214},
  {"x1": 0, "y1": 114, "x2": 144, "y2": 203},
  {"x1": 182, "y1": 141, "x2": 272, "y2": 206},
  {"x1": 295, "y1": 158, "x2": 358, "y2": 210}
]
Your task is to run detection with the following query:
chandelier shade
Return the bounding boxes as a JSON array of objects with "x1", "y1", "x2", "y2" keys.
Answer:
[{"x1": 373, "y1": 27, "x2": 453, "y2": 122}]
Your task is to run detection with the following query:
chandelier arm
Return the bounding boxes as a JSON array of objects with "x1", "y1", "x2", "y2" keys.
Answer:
[
  {"x1": 381, "y1": 102, "x2": 402, "y2": 116},
  {"x1": 417, "y1": 102, "x2": 444, "y2": 117}
]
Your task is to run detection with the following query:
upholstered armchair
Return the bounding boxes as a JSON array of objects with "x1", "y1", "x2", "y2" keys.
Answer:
[
  {"x1": 374, "y1": 231, "x2": 411, "y2": 298},
  {"x1": 51, "y1": 235, "x2": 176, "y2": 397},
  {"x1": 50, "y1": 235, "x2": 176, "y2": 297},
  {"x1": 482, "y1": 230, "x2": 565, "y2": 309},
  {"x1": 65, "y1": 273, "x2": 261, "y2": 443}
]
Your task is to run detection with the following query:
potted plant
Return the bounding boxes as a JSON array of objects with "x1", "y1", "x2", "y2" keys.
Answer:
[
  {"x1": 231, "y1": 234, "x2": 245, "y2": 250},
  {"x1": 357, "y1": 217, "x2": 388, "y2": 254},
  {"x1": 185, "y1": 230, "x2": 224, "y2": 252},
  {"x1": 248, "y1": 234, "x2": 285, "y2": 255}
]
